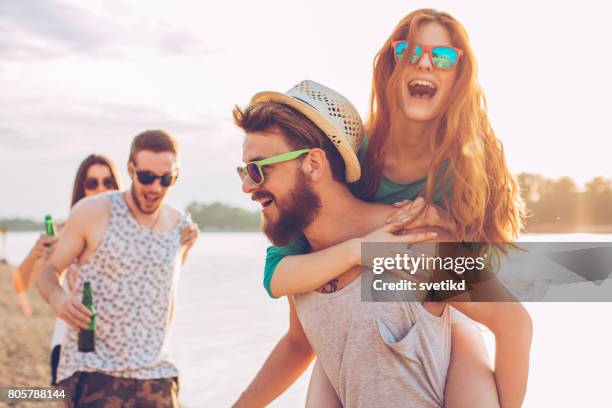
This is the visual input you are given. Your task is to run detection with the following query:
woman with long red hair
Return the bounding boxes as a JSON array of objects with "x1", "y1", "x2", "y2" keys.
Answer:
[
  {"x1": 258, "y1": 9, "x2": 529, "y2": 407},
  {"x1": 358, "y1": 9, "x2": 522, "y2": 244}
]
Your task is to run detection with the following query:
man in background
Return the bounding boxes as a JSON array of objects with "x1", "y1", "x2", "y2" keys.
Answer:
[{"x1": 37, "y1": 130, "x2": 196, "y2": 407}]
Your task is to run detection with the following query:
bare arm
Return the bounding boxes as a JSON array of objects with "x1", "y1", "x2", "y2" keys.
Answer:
[
  {"x1": 233, "y1": 297, "x2": 315, "y2": 407},
  {"x1": 270, "y1": 238, "x2": 359, "y2": 298},
  {"x1": 180, "y1": 224, "x2": 199, "y2": 265},
  {"x1": 450, "y1": 301, "x2": 532, "y2": 408},
  {"x1": 270, "y1": 225, "x2": 438, "y2": 297},
  {"x1": 14, "y1": 234, "x2": 56, "y2": 292},
  {"x1": 36, "y1": 201, "x2": 98, "y2": 330},
  {"x1": 270, "y1": 199, "x2": 453, "y2": 297}
]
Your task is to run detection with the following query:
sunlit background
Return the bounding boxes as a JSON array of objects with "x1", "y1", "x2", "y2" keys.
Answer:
[
  {"x1": 2, "y1": 0, "x2": 612, "y2": 219},
  {"x1": 2, "y1": 1, "x2": 612, "y2": 407}
]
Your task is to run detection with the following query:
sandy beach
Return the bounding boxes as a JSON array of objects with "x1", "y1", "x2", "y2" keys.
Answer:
[{"x1": 0, "y1": 261, "x2": 61, "y2": 407}]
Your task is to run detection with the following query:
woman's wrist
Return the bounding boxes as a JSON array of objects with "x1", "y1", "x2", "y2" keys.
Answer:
[
  {"x1": 20, "y1": 248, "x2": 38, "y2": 269},
  {"x1": 346, "y1": 238, "x2": 362, "y2": 267}
]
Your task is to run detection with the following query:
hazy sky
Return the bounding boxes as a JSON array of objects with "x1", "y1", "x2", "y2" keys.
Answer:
[{"x1": 1, "y1": 0, "x2": 611, "y2": 219}]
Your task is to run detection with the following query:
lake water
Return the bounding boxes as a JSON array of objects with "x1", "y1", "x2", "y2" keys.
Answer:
[{"x1": 3, "y1": 232, "x2": 612, "y2": 407}]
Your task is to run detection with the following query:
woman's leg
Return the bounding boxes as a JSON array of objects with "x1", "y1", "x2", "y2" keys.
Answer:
[
  {"x1": 305, "y1": 359, "x2": 342, "y2": 408},
  {"x1": 445, "y1": 322, "x2": 500, "y2": 408}
]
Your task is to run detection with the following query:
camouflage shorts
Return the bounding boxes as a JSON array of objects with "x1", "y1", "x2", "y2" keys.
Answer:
[{"x1": 58, "y1": 371, "x2": 180, "y2": 408}]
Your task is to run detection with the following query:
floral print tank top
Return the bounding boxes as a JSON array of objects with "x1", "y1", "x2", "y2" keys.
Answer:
[{"x1": 58, "y1": 191, "x2": 190, "y2": 382}]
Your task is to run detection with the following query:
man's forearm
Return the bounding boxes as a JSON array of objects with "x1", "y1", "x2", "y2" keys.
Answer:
[
  {"x1": 234, "y1": 333, "x2": 315, "y2": 407},
  {"x1": 36, "y1": 260, "x2": 63, "y2": 304}
]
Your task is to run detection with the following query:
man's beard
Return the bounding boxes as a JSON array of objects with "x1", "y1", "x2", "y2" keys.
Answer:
[
  {"x1": 261, "y1": 176, "x2": 321, "y2": 246},
  {"x1": 131, "y1": 184, "x2": 162, "y2": 215}
]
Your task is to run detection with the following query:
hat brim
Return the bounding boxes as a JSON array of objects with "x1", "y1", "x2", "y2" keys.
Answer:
[{"x1": 250, "y1": 91, "x2": 361, "y2": 183}]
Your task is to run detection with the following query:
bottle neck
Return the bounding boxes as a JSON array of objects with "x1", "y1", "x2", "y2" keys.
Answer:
[{"x1": 82, "y1": 283, "x2": 93, "y2": 305}]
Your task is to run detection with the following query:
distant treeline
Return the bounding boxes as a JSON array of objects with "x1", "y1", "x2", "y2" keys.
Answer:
[
  {"x1": 519, "y1": 173, "x2": 612, "y2": 232},
  {"x1": 0, "y1": 218, "x2": 43, "y2": 232},
  {"x1": 2, "y1": 174, "x2": 612, "y2": 233},
  {"x1": 187, "y1": 202, "x2": 260, "y2": 232},
  {"x1": 0, "y1": 205, "x2": 261, "y2": 233},
  {"x1": 185, "y1": 174, "x2": 612, "y2": 233}
]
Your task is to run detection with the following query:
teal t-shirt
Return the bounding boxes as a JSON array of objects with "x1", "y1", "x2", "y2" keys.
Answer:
[{"x1": 263, "y1": 137, "x2": 453, "y2": 297}]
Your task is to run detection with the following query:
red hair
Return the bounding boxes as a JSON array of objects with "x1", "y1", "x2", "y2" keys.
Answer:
[{"x1": 356, "y1": 9, "x2": 524, "y2": 243}]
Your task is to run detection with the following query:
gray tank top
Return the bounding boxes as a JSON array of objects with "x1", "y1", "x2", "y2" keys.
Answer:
[
  {"x1": 295, "y1": 273, "x2": 451, "y2": 408},
  {"x1": 58, "y1": 191, "x2": 190, "y2": 382}
]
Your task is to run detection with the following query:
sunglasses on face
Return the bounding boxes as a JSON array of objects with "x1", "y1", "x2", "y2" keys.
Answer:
[
  {"x1": 131, "y1": 163, "x2": 177, "y2": 187},
  {"x1": 84, "y1": 177, "x2": 117, "y2": 190},
  {"x1": 391, "y1": 41, "x2": 463, "y2": 69},
  {"x1": 237, "y1": 148, "x2": 311, "y2": 186}
]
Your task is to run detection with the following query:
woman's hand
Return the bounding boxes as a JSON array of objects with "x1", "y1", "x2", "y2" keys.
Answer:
[
  {"x1": 31, "y1": 233, "x2": 57, "y2": 260},
  {"x1": 66, "y1": 264, "x2": 79, "y2": 295},
  {"x1": 180, "y1": 224, "x2": 200, "y2": 254},
  {"x1": 359, "y1": 221, "x2": 439, "y2": 245},
  {"x1": 349, "y1": 221, "x2": 440, "y2": 267},
  {"x1": 386, "y1": 197, "x2": 457, "y2": 235}
]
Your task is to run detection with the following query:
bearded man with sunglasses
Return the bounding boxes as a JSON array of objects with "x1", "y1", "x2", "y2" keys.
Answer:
[
  {"x1": 232, "y1": 81, "x2": 531, "y2": 408},
  {"x1": 36, "y1": 130, "x2": 195, "y2": 407},
  {"x1": 232, "y1": 81, "x2": 453, "y2": 408}
]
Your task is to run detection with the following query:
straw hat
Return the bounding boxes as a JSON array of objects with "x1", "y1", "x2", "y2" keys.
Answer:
[{"x1": 250, "y1": 80, "x2": 365, "y2": 182}]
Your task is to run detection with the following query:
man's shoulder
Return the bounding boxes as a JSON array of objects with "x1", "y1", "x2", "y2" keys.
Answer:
[
  {"x1": 163, "y1": 204, "x2": 182, "y2": 217},
  {"x1": 70, "y1": 192, "x2": 113, "y2": 219},
  {"x1": 62, "y1": 193, "x2": 113, "y2": 236},
  {"x1": 162, "y1": 204, "x2": 185, "y2": 225}
]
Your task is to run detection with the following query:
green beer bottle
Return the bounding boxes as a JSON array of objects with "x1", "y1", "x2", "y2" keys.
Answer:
[
  {"x1": 78, "y1": 282, "x2": 96, "y2": 352},
  {"x1": 44, "y1": 215, "x2": 57, "y2": 246}
]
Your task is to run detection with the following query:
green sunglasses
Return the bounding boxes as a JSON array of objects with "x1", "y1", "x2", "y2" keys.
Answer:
[{"x1": 237, "y1": 148, "x2": 311, "y2": 185}]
